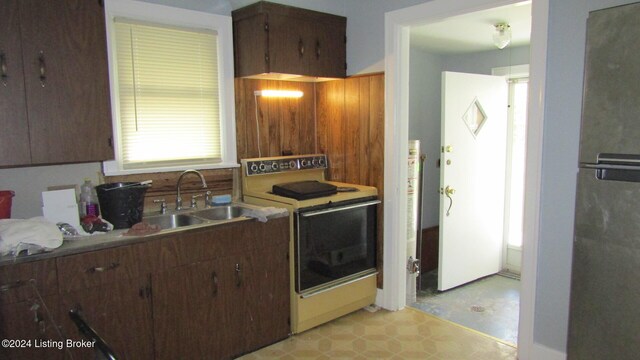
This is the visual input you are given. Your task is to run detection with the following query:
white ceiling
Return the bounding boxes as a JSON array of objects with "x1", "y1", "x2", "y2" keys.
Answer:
[{"x1": 410, "y1": 1, "x2": 531, "y2": 55}]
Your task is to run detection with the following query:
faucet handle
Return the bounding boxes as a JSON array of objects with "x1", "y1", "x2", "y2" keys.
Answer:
[
  {"x1": 205, "y1": 191, "x2": 212, "y2": 208},
  {"x1": 191, "y1": 194, "x2": 204, "y2": 209},
  {"x1": 153, "y1": 198, "x2": 167, "y2": 214}
]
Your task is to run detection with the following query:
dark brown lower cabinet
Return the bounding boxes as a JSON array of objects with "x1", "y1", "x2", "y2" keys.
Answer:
[
  {"x1": 0, "y1": 217, "x2": 290, "y2": 359},
  {"x1": 153, "y1": 233, "x2": 290, "y2": 359},
  {"x1": 153, "y1": 258, "x2": 233, "y2": 359},
  {"x1": 240, "y1": 242, "x2": 290, "y2": 352},
  {"x1": 0, "y1": 295, "x2": 65, "y2": 360},
  {"x1": 57, "y1": 277, "x2": 154, "y2": 360}
]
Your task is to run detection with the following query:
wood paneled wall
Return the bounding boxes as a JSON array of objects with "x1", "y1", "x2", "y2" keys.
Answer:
[
  {"x1": 316, "y1": 74, "x2": 384, "y2": 186},
  {"x1": 316, "y1": 74, "x2": 385, "y2": 288},
  {"x1": 234, "y1": 79, "x2": 316, "y2": 159}
]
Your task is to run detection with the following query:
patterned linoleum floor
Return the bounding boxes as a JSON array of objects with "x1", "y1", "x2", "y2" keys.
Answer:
[{"x1": 238, "y1": 307, "x2": 517, "y2": 359}]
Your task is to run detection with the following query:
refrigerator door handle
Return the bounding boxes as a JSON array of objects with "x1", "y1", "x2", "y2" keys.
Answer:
[{"x1": 582, "y1": 163, "x2": 640, "y2": 182}]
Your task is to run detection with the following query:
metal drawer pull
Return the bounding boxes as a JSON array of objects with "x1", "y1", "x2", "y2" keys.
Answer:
[
  {"x1": 0, "y1": 51, "x2": 7, "y2": 86},
  {"x1": 315, "y1": 40, "x2": 320, "y2": 59},
  {"x1": 235, "y1": 264, "x2": 242, "y2": 287},
  {"x1": 38, "y1": 51, "x2": 46, "y2": 87},
  {"x1": 0, "y1": 279, "x2": 26, "y2": 292},
  {"x1": 87, "y1": 262, "x2": 120, "y2": 273},
  {"x1": 299, "y1": 200, "x2": 380, "y2": 217},
  {"x1": 211, "y1": 271, "x2": 218, "y2": 296}
]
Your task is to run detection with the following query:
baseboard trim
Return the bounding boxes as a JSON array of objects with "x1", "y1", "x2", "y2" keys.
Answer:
[{"x1": 531, "y1": 343, "x2": 566, "y2": 360}]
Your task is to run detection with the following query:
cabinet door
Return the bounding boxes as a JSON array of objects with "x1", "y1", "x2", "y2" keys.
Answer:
[
  {"x1": 0, "y1": 0, "x2": 31, "y2": 166},
  {"x1": 312, "y1": 20, "x2": 347, "y2": 78},
  {"x1": 233, "y1": 13, "x2": 269, "y2": 77},
  {"x1": 58, "y1": 277, "x2": 154, "y2": 360},
  {"x1": 18, "y1": 0, "x2": 113, "y2": 164},
  {"x1": 0, "y1": 295, "x2": 65, "y2": 360},
  {"x1": 268, "y1": 13, "x2": 313, "y2": 76},
  {"x1": 152, "y1": 258, "x2": 237, "y2": 360},
  {"x1": 236, "y1": 243, "x2": 290, "y2": 354}
]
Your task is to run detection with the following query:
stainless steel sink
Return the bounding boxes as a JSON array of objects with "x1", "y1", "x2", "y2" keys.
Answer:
[
  {"x1": 193, "y1": 205, "x2": 247, "y2": 221},
  {"x1": 143, "y1": 213, "x2": 204, "y2": 229}
]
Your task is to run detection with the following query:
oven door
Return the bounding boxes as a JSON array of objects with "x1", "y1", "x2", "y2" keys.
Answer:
[{"x1": 294, "y1": 198, "x2": 379, "y2": 295}]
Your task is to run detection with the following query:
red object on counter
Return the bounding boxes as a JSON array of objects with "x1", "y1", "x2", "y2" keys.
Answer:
[{"x1": 0, "y1": 191, "x2": 15, "y2": 219}]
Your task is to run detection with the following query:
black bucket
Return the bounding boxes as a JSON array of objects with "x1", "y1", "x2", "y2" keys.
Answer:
[{"x1": 96, "y1": 182, "x2": 150, "y2": 229}]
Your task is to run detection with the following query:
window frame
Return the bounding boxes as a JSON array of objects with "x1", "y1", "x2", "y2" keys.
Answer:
[{"x1": 102, "y1": 0, "x2": 237, "y2": 175}]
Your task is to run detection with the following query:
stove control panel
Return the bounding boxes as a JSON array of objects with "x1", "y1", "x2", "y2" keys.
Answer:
[{"x1": 243, "y1": 155, "x2": 328, "y2": 176}]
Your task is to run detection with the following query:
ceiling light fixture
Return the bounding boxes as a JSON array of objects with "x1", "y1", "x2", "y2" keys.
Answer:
[{"x1": 493, "y1": 23, "x2": 512, "y2": 50}]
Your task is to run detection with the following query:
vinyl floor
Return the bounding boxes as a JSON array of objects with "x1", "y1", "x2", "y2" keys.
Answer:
[
  {"x1": 238, "y1": 306, "x2": 517, "y2": 359},
  {"x1": 410, "y1": 271, "x2": 520, "y2": 345}
]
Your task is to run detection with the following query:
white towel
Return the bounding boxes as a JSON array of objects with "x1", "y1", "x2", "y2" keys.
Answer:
[
  {"x1": 0, "y1": 217, "x2": 63, "y2": 256},
  {"x1": 243, "y1": 207, "x2": 288, "y2": 222}
]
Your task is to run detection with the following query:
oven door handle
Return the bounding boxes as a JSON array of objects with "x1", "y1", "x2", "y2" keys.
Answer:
[{"x1": 298, "y1": 200, "x2": 380, "y2": 217}]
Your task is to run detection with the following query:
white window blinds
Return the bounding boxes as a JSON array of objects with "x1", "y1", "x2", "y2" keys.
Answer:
[{"x1": 114, "y1": 19, "x2": 221, "y2": 169}]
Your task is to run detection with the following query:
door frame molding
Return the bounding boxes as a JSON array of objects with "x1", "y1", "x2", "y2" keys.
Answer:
[{"x1": 381, "y1": 0, "x2": 548, "y2": 359}]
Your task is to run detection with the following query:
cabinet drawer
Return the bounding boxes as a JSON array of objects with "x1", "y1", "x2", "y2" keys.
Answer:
[
  {"x1": 0, "y1": 258, "x2": 58, "y2": 304},
  {"x1": 57, "y1": 246, "x2": 138, "y2": 293}
]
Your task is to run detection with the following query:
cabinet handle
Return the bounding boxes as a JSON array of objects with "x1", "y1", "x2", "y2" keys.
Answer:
[
  {"x1": 211, "y1": 271, "x2": 218, "y2": 296},
  {"x1": 86, "y1": 262, "x2": 120, "y2": 273},
  {"x1": 38, "y1": 51, "x2": 46, "y2": 87},
  {"x1": 315, "y1": 40, "x2": 320, "y2": 60},
  {"x1": 235, "y1": 263, "x2": 242, "y2": 287},
  {"x1": 298, "y1": 39, "x2": 305, "y2": 57},
  {"x1": 0, "y1": 51, "x2": 7, "y2": 86}
]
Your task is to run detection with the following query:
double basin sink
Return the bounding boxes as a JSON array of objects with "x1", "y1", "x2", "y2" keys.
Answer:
[{"x1": 143, "y1": 205, "x2": 249, "y2": 230}]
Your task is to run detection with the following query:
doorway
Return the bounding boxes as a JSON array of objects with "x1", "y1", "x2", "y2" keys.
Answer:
[
  {"x1": 405, "y1": 3, "x2": 530, "y2": 344},
  {"x1": 382, "y1": 0, "x2": 548, "y2": 357}
]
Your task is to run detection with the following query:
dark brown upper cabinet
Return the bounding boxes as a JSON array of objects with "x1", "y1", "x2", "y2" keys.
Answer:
[
  {"x1": 0, "y1": 0, "x2": 113, "y2": 167},
  {"x1": 232, "y1": 1, "x2": 346, "y2": 80}
]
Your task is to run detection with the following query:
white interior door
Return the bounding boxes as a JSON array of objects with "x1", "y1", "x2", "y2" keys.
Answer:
[{"x1": 438, "y1": 71, "x2": 508, "y2": 291}]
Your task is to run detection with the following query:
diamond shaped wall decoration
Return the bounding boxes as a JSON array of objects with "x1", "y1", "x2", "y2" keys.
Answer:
[{"x1": 462, "y1": 98, "x2": 488, "y2": 137}]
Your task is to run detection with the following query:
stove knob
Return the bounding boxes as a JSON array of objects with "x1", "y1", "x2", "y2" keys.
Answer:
[
  {"x1": 259, "y1": 163, "x2": 266, "y2": 172},
  {"x1": 312, "y1": 158, "x2": 318, "y2": 166},
  {"x1": 289, "y1": 160, "x2": 297, "y2": 169},
  {"x1": 301, "y1": 159, "x2": 309, "y2": 168},
  {"x1": 272, "y1": 162, "x2": 279, "y2": 170},
  {"x1": 250, "y1": 163, "x2": 258, "y2": 173},
  {"x1": 318, "y1": 157, "x2": 326, "y2": 167}
]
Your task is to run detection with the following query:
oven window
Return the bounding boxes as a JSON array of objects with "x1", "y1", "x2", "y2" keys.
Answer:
[{"x1": 295, "y1": 202, "x2": 377, "y2": 293}]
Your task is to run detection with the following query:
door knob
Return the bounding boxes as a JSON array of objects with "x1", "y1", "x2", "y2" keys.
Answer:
[{"x1": 445, "y1": 186, "x2": 455, "y2": 196}]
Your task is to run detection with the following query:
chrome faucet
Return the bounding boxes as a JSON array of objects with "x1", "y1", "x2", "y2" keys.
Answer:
[{"x1": 176, "y1": 169, "x2": 207, "y2": 210}]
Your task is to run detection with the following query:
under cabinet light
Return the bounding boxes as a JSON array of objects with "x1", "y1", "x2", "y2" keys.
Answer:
[{"x1": 254, "y1": 90, "x2": 304, "y2": 98}]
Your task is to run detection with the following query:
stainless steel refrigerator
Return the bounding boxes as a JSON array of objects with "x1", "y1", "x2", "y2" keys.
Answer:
[{"x1": 568, "y1": 2, "x2": 640, "y2": 359}]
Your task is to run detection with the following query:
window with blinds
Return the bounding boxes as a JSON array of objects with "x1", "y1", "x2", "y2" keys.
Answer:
[{"x1": 113, "y1": 19, "x2": 221, "y2": 169}]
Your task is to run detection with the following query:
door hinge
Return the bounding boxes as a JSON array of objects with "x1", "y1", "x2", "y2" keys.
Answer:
[
  {"x1": 344, "y1": 35, "x2": 347, "y2": 44},
  {"x1": 407, "y1": 256, "x2": 420, "y2": 275},
  {"x1": 107, "y1": 136, "x2": 113, "y2": 148},
  {"x1": 345, "y1": 62, "x2": 347, "y2": 70}
]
